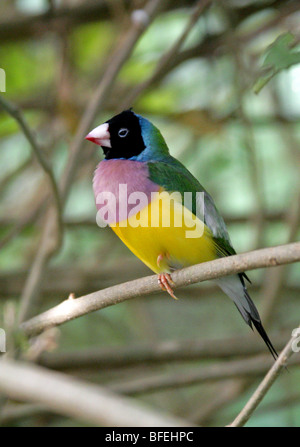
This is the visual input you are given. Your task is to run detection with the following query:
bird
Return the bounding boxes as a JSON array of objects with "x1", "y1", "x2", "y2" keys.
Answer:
[{"x1": 85, "y1": 109, "x2": 278, "y2": 359}]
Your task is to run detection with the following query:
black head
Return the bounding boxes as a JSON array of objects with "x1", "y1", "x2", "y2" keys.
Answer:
[{"x1": 85, "y1": 109, "x2": 146, "y2": 160}]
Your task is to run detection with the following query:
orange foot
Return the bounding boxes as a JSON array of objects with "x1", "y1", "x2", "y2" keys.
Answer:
[{"x1": 158, "y1": 273, "x2": 178, "y2": 300}]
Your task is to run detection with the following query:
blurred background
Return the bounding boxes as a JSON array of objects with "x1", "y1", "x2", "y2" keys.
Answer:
[{"x1": 0, "y1": 0, "x2": 299, "y2": 427}]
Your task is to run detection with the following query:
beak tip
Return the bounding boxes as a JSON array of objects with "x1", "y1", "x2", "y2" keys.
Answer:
[
  {"x1": 85, "y1": 123, "x2": 110, "y2": 147},
  {"x1": 85, "y1": 134, "x2": 99, "y2": 145}
]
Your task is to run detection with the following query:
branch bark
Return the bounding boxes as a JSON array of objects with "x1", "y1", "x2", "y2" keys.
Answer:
[{"x1": 20, "y1": 241, "x2": 300, "y2": 338}]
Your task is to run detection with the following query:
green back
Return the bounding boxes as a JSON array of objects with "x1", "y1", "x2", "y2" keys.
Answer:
[{"x1": 147, "y1": 156, "x2": 236, "y2": 258}]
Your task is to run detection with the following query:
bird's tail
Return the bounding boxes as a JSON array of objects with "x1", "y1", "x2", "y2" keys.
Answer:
[{"x1": 215, "y1": 274, "x2": 278, "y2": 360}]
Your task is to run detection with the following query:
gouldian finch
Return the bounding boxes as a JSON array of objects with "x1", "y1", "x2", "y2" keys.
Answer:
[{"x1": 86, "y1": 109, "x2": 277, "y2": 359}]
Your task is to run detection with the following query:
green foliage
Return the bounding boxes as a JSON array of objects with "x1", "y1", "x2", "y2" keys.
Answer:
[{"x1": 254, "y1": 32, "x2": 300, "y2": 94}]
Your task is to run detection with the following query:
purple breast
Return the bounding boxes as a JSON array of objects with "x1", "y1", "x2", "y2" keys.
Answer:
[{"x1": 93, "y1": 159, "x2": 160, "y2": 224}]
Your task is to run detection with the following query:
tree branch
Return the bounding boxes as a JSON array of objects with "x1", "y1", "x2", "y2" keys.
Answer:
[
  {"x1": 38, "y1": 331, "x2": 292, "y2": 371},
  {"x1": 0, "y1": 0, "x2": 197, "y2": 43},
  {"x1": 0, "y1": 0, "x2": 293, "y2": 43},
  {"x1": 20, "y1": 241, "x2": 300, "y2": 338},
  {"x1": 121, "y1": 0, "x2": 212, "y2": 108},
  {"x1": 108, "y1": 352, "x2": 300, "y2": 396},
  {"x1": 0, "y1": 358, "x2": 190, "y2": 427},
  {"x1": 229, "y1": 325, "x2": 300, "y2": 427},
  {"x1": 0, "y1": 96, "x2": 63, "y2": 245}
]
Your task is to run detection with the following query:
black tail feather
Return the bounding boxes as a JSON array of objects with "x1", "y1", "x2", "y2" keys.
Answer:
[
  {"x1": 251, "y1": 318, "x2": 278, "y2": 361},
  {"x1": 216, "y1": 273, "x2": 278, "y2": 360},
  {"x1": 238, "y1": 285, "x2": 278, "y2": 360}
]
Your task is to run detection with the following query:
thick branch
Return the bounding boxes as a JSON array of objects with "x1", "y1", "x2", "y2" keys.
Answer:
[
  {"x1": 20, "y1": 242, "x2": 300, "y2": 338},
  {"x1": 0, "y1": 358, "x2": 189, "y2": 427}
]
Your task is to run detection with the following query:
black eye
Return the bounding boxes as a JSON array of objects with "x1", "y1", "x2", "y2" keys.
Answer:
[{"x1": 118, "y1": 128, "x2": 129, "y2": 138}]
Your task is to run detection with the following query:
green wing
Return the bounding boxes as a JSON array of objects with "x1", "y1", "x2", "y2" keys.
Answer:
[{"x1": 147, "y1": 156, "x2": 236, "y2": 258}]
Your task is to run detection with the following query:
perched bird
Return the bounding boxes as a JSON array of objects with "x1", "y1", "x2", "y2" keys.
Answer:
[{"x1": 86, "y1": 109, "x2": 277, "y2": 359}]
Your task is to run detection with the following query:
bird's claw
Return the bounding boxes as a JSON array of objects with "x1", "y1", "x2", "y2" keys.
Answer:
[{"x1": 158, "y1": 273, "x2": 178, "y2": 300}]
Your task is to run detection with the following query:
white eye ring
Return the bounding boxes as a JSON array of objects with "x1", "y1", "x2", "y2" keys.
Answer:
[{"x1": 118, "y1": 128, "x2": 129, "y2": 138}]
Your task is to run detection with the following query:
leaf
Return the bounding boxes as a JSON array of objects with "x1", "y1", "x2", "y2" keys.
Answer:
[{"x1": 254, "y1": 32, "x2": 300, "y2": 94}]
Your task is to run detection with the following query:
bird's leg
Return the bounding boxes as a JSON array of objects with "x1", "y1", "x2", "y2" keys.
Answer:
[
  {"x1": 157, "y1": 253, "x2": 177, "y2": 300},
  {"x1": 158, "y1": 273, "x2": 177, "y2": 300}
]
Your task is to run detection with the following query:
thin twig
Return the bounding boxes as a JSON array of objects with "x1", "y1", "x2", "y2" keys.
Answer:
[
  {"x1": 121, "y1": 0, "x2": 212, "y2": 108},
  {"x1": 20, "y1": 242, "x2": 300, "y2": 338},
  {"x1": 0, "y1": 0, "x2": 198, "y2": 43},
  {"x1": 38, "y1": 330, "x2": 292, "y2": 371},
  {"x1": 0, "y1": 155, "x2": 33, "y2": 196},
  {"x1": 108, "y1": 353, "x2": 300, "y2": 396},
  {"x1": 0, "y1": 96, "x2": 63, "y2": 243},
  {"x1": 0, "y1": 201, "x2": 46, "y2": 251},
  {"x1": 229, "y1": 325, "x2": 300, "y2": 427}
]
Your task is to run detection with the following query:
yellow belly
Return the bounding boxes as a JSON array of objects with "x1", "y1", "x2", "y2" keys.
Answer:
[{"x1": 110, "y1": 191, "x2": 216, "y2": 274}]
